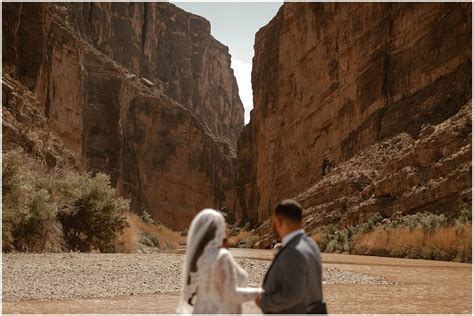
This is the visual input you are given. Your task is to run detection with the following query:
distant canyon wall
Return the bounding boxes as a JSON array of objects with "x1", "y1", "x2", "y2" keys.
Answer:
[
  {"x1": 237, "y1": 2, "x2": 471, "y2": 224},
  {"x1": 3, "y1": 2, "x2": 471, "y2": 231},
  {"x1": 2, "y1": 2, "x2": 244, "y2": 229}
]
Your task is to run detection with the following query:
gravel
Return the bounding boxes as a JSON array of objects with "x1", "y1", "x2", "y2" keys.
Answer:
[{"x1": 3, "y1": 253, "x2": 394, "y2": 302}]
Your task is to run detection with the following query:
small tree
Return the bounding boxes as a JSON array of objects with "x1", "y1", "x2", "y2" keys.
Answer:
[
  {"x1": 2, "y1": 151, "x2": 64, "y2": 252},
  {"x1": 13, "y1": 189, "x2": 64, "y2": 252},
  {"x1": 57, "y1": 172, "x2": 129, "y2": 252}
]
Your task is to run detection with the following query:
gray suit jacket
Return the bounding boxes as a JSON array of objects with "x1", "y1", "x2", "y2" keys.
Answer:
[{"x1": 259, "y1": 233, "x2": 323, "y2": 314}]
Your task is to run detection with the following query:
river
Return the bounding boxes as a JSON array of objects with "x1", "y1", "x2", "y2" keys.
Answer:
[{"x1": 3, "y1": 248, "x2": 471, "y2": 314}]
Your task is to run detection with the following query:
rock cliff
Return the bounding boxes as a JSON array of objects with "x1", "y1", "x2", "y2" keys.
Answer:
[
  {"x1": 237, "y1": 2, "x2": 472, "y2": 224},
  {"x1": 254, "y1": 100, "x2": 471, "y2": 247},
  {"x1": 2, "y1": 3, "x2": 243, "y2": 229},
  {"x1": 3, "y1": 2, "x2": 471, "y2": 232}
]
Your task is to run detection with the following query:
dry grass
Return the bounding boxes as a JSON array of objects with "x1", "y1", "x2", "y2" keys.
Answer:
[
  {"x1": 312, "y1": 232, "x2": 324, "y2": 246},
  {"x1": 353, "y1": 224, "x2": 472, "y2": 261},
  {"x1": 119, "y1": 213, "x2": 184, "y2": 253},
  {"x1": 228, "y1": 230, "x2": 252, "y2": 247}
]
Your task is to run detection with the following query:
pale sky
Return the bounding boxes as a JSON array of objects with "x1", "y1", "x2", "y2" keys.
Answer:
[{"x1": 171, "y1": 1, "x2": 283, "y2": 123}]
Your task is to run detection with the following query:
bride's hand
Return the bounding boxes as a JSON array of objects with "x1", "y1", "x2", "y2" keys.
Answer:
[
  {"x1": 255, "y1": 295, "x2": 261, "y2": 306},
  {"x1": 255, "y1": 289, "x2": 264, "y2": 306}
]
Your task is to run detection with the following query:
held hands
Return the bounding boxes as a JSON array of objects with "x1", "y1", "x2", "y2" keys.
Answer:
[{"x1": 255, "y1": 289, "x2": 265, "y2": 306}]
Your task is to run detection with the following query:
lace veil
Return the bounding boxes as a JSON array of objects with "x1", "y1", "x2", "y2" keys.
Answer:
[{"x1": 176, "y1": 208, "x2": 226, "y2": 314}]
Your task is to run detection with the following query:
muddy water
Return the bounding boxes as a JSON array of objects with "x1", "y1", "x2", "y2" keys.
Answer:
[{"x1": 3, "y1": 249, "x2": 471, "y2": 314}]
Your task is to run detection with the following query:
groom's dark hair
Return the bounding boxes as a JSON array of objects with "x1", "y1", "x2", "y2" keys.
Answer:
[{"x1": 274, "y1": 199, "x2": 303, "y2": 223}]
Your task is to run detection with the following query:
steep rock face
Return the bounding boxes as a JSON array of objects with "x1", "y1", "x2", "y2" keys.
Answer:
[
  {"x1": 67, "y1": 2, "x2": 243, "y2": 146},
  {"x1": 2, "y1": 3, "x2": 242, "y2": 229},
  {"x1": 82, "y1": 50, "x2": 237, "y2": 229},
  {"x1": 238, "y1": 2, "x2": 472, "y2": 223},
  {"x1": 3, "y1": 74, "x2": 79, "y2": 170},
  {"x1": 255, "y1": 101, "x2": 472, "y2": 247}
]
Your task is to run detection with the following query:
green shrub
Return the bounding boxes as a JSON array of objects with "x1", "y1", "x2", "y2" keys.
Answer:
[
  {"x1": 385, "y1": 212, "x2": 450, "y2": 231},
  {"x1": 229, "y1": 226, "x2": 241, "y2": 237},
  {"x1": 237, "y1": 235, "x2": 261, "y2": 248},
  {"x1": 13, "y1": 189, "x2": 64, "y2": 252},
  {"x1": 140, "y1": 231, "x2": 160, "y2": 248},
  {"x1": 141, "y1": 210, "x2": 155, "y2": 225},
  {"x1": 2, "y1": 150, "x2": 129, "y2": 253},
  {"x1": 312, "y1": 211, "x2": 472, "y2": 262},
  {"x1": 2, "y1": 151, "x2": 64, "y2": 252},
  {"x1": 56, "y1": 172, "x2": 129, "y2": 252},
  {"x1": 455, "y1": 209, "x2": 472, "y2": 226}
]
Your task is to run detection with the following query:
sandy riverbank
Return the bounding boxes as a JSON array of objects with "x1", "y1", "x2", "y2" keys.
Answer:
[{"x1": 3, "y1": 249, "x2": 471, "y2": 314}]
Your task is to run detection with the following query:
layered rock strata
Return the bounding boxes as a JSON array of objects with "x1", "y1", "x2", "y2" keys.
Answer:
[
  {"x1": 3, "y1": 74, "x2": 79, "y2": 170},
  {"x1": 237, "y1": 2, "x2": 472, "y2": 224},
  {"x1": 2, "y1": 3, "x2": 243, "y2": 229},
  {"x1": 255, "y1": 101, "x2": 471, "y2": 247}
]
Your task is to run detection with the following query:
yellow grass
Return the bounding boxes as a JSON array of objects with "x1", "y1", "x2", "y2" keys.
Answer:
[
  {"x1": 312, "y1": 232, "x2": 324, "y2": 245},
  {"x1": 119, "y1": 213, "x2": 184, "y2": 253},
  {"x1": 228, "y1": 230, "x2": 252, "y2": 247},
  {"x1": 353, "y1": 224, "x2": 472, "y2": 261}
]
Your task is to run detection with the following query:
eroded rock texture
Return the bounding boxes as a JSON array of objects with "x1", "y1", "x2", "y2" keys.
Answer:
[
  {"x1": 254, "y1": 101, "x2": 471, "y2": 247},
  {"x1": 237, "y1": 2, "x2": 472, "y2": 224},
  {"x1": 3, "y1": 74, "x2": 80, "y2": 170},
  {"x1": 2, "y1": 3, "x2": 243, "y2": 229}
]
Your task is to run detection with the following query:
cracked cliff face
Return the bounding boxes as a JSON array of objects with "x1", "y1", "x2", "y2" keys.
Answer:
[
  {"x1": 254, "y1": 100, "x2": 472, "y2": 248},
  {"x1": 238, "y1": 2, "x2": 471, "y2": 224},
  {"x1": 67, "y1": 2, "x2": 244, "y2": 146},
  {"x1": 3, "y1": 2, "x2": 243, "y2": 229},
  {"x1": 3, "y1": 2, "x2": 471, "y2": 231}
]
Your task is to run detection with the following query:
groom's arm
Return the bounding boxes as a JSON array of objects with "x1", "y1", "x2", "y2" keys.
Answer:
[{"x1": 259, "y1": 248, "x2": 307, "y2": 313}]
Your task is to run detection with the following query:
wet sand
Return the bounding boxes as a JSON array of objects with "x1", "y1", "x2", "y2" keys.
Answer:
[{"x1": 3, "y1": 249, "x2": 471, "y2": 314}]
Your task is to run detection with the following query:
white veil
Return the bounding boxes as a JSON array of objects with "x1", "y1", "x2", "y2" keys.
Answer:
[{"x1": 176, "y1": 208, "x2": 226, "y2": 315}]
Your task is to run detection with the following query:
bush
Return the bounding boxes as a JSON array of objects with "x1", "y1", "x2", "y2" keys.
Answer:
[
  {"x1": 312, "y1": 211, "x2": 472, "y2": 262},
  {"x1": 229, "y1": 226, "x2": 241, "y2": 237},
  {"x1": 140, "y1": 231, "x2": 160, "y2": 248},
  {"x1": 2, "y1": 151, "x2": 64, "y2": 252},
  {"x1": 236, "y1": 234, "x2": 261, "y2": 248},
  {"x1": 2, "y1": 150, "x2": 129, "y2": 253},
  {"x1": 56, "y1": 172, "x2": 129, "y2": 252},
  {"x1": 118, "y1": 213, "x2": 183, "y2": 253},
  {"x1": 354, "y1": 225, "x2": 472, "y2": 262},
  {"x1": 14, "y1": 189, "x2": 64, "y2": 252},
  {"x1": 384, "y1": 212, "x2": 450, "y2": 231},
  {"x1": 141, "y1": 210, "x2": 155, "y2": 225}
]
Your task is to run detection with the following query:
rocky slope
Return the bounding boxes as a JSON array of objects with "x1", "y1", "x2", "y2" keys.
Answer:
[
  {"x1": 254, "y1": 100, "x2": 471, "y2": 246},
  {"x1": 2, "y1": 3, "x2": 243, "y2": 229},
  {"x1": 300, "y1": 102, "x2": 472, "y2": 231},
  {"x1": 237, "y1": 2, "x2": 472, "y2": 224},
  {"x1": 3, "y1": 74, "x2": 79, "y2": 170}
]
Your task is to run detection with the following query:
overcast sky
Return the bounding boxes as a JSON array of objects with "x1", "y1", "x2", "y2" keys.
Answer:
[{"x1": 171, "y1": 1, "x2": 283, "y2": 123}]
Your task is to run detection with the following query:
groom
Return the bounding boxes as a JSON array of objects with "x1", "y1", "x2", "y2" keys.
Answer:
[{"x1": 257, "y1": 199, "x2": 326, "y2": 314}]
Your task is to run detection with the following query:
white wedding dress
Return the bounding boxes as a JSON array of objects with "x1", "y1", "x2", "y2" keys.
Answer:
[
  {"x1": 177, "y1": 209, "x2": 263, "y2": 314},
  {"x1": 192, "y1": 248, "x2": 263, "y2": 314}
]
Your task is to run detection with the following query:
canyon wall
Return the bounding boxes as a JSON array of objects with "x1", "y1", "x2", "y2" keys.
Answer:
[
  {"x1": 66, "y1": 2, "x2": 243, "y2": 146},
  {"x1": 237, "y1": 2, "x2": 471, "y2": 224},
  {"x1": 2, "y1": 3, "x2": 243, "y2": 229},
  {"x1": 3, "y1": 2, "x2": 471, "y2": 231}
]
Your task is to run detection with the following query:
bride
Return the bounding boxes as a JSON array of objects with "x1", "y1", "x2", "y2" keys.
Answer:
[{"x1": 176, "y1": 209, "x2": 264, "y2": 314}]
